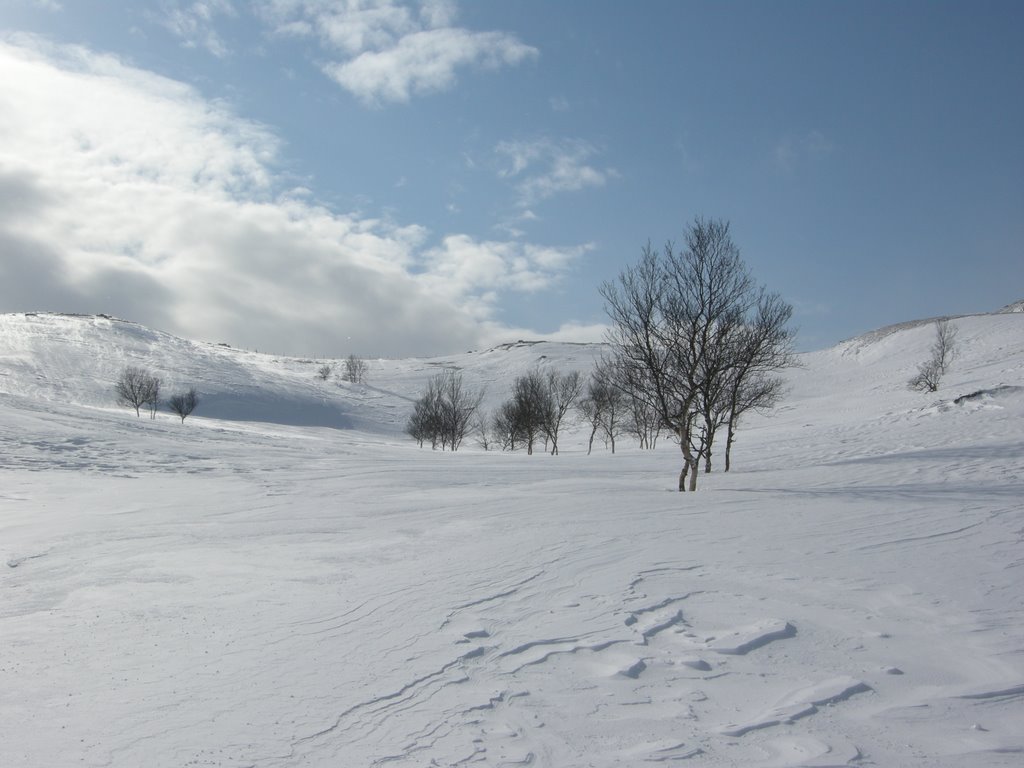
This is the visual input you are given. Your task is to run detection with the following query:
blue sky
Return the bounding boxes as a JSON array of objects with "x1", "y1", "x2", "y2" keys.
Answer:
[{"x1": 1, "y1": 0, "x2": 1021, "y2": 356}]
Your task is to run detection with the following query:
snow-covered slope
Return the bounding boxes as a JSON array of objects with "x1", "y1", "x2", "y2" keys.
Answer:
[
  {"x1": 0, "y1": 313, "x2": 602, "y2": 435},
  {"x1": 1, "y1": 310, "x2": 1022, "y2": 767}
]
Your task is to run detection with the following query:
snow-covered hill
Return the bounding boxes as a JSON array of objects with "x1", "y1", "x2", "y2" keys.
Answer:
[
  {"x1": 1, "y1": 309, "x2": 1022, "y2": 767},
  {"x1": 0, "y1": 313, "x2": 602, "y2": 435}
]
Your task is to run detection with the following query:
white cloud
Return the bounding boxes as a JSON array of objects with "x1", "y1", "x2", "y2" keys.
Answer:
[
  {"x1": 256, "y1": 0, "x2": 537, "y2": 104},
  {"x1": 420, "y1": 235, "x2": 592, "y2": 317},
  {"x1": 158, "y1": 0, "x2": 236, "y2": 58},
  {"x1": 0, "y1": 36, "x2": 585, "y2": 357},
  {"x1": 495, "y1": 138, "x2": 614, "y2": 207},
  {"x1": 325, "y1": 28, "x2": 535, "y2": 104}
]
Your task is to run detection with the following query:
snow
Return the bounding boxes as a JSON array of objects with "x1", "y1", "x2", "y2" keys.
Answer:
[{"x1": 1, "y1": 310, "x2": 1023, "y2": 767}]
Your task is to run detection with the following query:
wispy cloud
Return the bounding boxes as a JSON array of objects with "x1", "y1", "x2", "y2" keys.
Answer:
[
  {"x1": 773, "y1": 130, "x2": 834, "y2": 173},
  {"x1": 496, "y1": 138, "x2": 614, "y2": 207},
  {"x1": 256, "y1": 0, "x2": 537, "y2": 105},
  {"x1": 548, "y1": 95, "x2": 570, "y2": 112},
  {"x1": 0, "y1": 35, "x2": 583, "y2": 356},
  {"x1": 158, "y1": 0, "x2": 236, "y2": 58}
]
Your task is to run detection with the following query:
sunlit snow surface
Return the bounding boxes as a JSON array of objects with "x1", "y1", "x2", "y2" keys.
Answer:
[{"x1": 2, "y1": 312, "x2": 1022, "y2": 767}]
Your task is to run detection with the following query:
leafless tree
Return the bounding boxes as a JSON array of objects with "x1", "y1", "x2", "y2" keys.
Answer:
[
  {"x1": 406, "y1": 375, "x2": 444, "y2": 449},
  {"x1": 601, "y1": 218, "x2": 794, "y2": 491},
  {"x1": 491, "y1": 400, "x2": 521, "y2": 451},
  {"x1": 719, "y1": 292, "x2": 794, "y2": 471},
  {"x1": 115, "y1": 366, "x2": 160, "y2": 418},
  {"x1": 474, "y1": 411, "x2": 493, "y2": 451},
  {"x1": 578, "y1": 363, "x2": 628, "y2": 454},
  {"x1": 343, "y1": 354, "x2": 368, "y2": 384},
  {"x1": 909, "y1": 319, "x2": 958, "y2": 393},
  {"x1": 507, "y1": 369, "x2": 549, "y2": 455},
  {"x1": 541, "y1": 369, "x2": 583, "y2": 455},
  {"x1": 626, "y1": 391, "x2": 663, "y2": 450},
  {"x1": 934, "y1": 319, "x2": 958, "y2": 373},
  {"x1": 439, "y1": 369, "x2": 484, "y2": 451},
  {"x1": 168, "y1": 387, "x2": 200, "y2": 423},
  {"x1": 316, "y1": 363, "x2": 333, "y2": 381},
  {"x1": 145, "y1": 376, "x2": 161, "y2": 419}
]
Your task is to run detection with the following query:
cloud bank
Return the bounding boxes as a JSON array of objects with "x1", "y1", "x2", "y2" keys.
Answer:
[{"x1": 0, "y1": 36, "x2": 592, "y2": 357}]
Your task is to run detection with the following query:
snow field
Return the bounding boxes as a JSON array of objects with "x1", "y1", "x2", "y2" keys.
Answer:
[{"x1": 1, "y1": 310, "x2": 1023, "y2": 766}]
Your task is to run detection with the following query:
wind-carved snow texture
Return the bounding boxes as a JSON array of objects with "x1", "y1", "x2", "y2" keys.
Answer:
[{"x1": 2, "y1": 310, "x2": 1024, "y2": 766}]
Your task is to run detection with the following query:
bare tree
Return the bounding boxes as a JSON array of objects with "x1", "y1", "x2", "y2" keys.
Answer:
[
  {"x1": 577, "y1": 381, "x2": 604, "y2": 455},
  {"x1": 491, "y1": 400, "x2": 521, "y2": 452},
  {"x1": 723, "y1": 374, "x2": 783, "y2": 472},
  {"x1": 578, "y1": 363, "x2": 628, "y2": 454},
  {"x1": 909, "y1": 319, "x2": 958, "y2": 393},
  {"x1": 168, "y1": 387, "x2": 200, "y2": 423},
  {"x1": 474, "y1": 411, "x2": 493, "y2": 451},
  {"x1": 542, "y1": 369, "x2": 583, "y2": 455},
  {"x1": 316, "y1": 363, "x2": 333, "y2": 381},
  {"x1": 406, "y1": 375, "x2": 444, "y2": 449},
  {"x1": 934, "y1": 319, "x2": 958, "y2": 374},
  {"x1": 115, "y1": 366, "x2": 160, "y2": 418},
  {"x1": 343, "y1": 355, "x2": 368, "y2": 384},
  {"x1": 720, "y1": 292, "x2": 794, "y2": 471},
  {"x1": 439, "y1": 369, "x2": 484, "y2": 451},
  {"x1": 626, "y1": 391, "x2": 663, "y2": 450},
  {"x1": 601, "y1": 218, "x2": 794, "y2": 491},
  {"x1": 145, "y1": 376, "x2": 161, "y2": 419},
  {"x1": 508, "y1": 370, "x2": 550, "y2": 455}
]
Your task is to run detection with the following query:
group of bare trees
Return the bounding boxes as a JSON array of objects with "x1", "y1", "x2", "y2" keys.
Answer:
[
  {"x1": 115, "y1": 366, "x2": 199, "y2": 422},
  {"x1": 406, "y1": 369, "x2": 484, "y2": 451},
  {"x1": 317, "y1": 355, "x2": 368, "y2": 384},
  {"x1": 490, "y1": 369, "x2": 584, "y2": 455},
  {"x1": 577, "y1": 362, "x2": 672, "y2": 454},
  {"x1": 405, "y1": 367, "x2": 587, "y2": 455},
  {"x1": 601, "y1": 217, "x2": 795, "y2": 491},
  {"x1": 404, "y1": 217, "x2": 795, "y2": 489}
]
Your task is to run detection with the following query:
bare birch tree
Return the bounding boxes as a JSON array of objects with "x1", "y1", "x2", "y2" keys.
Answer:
[
  {"x1": 343, "y1": 355, "x2": 368, "y2": 384},
  {"x1": 168, "y1": 387, "x2": 200, "y2": 423},
  {"x1": 601, "y1": 218, "x2": 794, "y2": 491},
  {"x1": 909, "y1": 319, "x2": 958, "y2": 392},
  {"x1": 115, "y1": 366, "x2": 160, "y2": 418}
]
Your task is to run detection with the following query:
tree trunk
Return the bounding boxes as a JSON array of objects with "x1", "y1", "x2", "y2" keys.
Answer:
[
  {"x1": 703, "y1": 415, "x2": 717, "y2": 473},
  {"x1": 677, "y1": 425, "x2": 694, "y2": 491},
  {"x1": 724, "y1": 417, "x2": 737, "y2": 472},
  {"x1": 587, "y1": 424, "x2": 597, "y2": 455}
]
